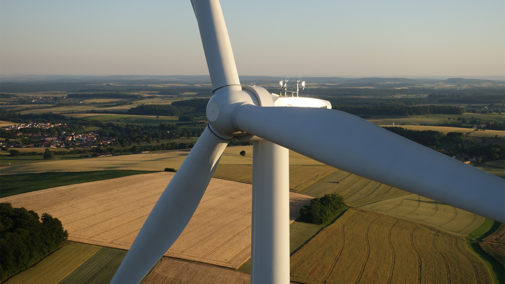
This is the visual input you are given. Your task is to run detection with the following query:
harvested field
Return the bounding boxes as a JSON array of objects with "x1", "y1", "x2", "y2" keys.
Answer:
[
  {"x1": 214, "y1": 164, "x2": 337, "y2": 192},
  {"x1": 5, "y1": 243, "x2": 100, "y2": 284},
  {"x1": 361, "y1": 193, "x2": 485, "y2": 236},
  {"x1": 0, "y1": 120, "x2": 16, "y2": 127},
  {"x1": 142, "y1": 257, "x2": 250, "y2": 284},
  {"x1": 0, "y1": 146, "x2": 323, "y2": 175},
  {"x1": 300, "y1": 170, "x2": 409, "y2": 206},
  {"x1": 290, "y1": 208, "x2": 492, "y2": 284},
  {"x1": 59, "y1": 247, "x2": 127, "y2": 284},
  {"x1": 0, "y1": 172, "x2": 312, "y2": 269}
]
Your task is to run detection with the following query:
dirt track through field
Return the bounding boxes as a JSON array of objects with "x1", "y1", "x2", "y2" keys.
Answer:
[{"x1": 0, "y1": 172, "x2": 312, "y2": 269}]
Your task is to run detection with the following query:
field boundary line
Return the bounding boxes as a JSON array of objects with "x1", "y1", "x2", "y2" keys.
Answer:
[
  {"x1": 457, "y1": 214, "x2": 479, "y2": 235},
  {"x1": 453, "y1": 238, "x2": 481, "y2": 284}
]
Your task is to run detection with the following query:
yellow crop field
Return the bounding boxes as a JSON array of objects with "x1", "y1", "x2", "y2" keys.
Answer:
[
  {"x1": 390, "y1": 125, "x2": 476, "y2": 133},
  {"x1": 300, "y1": 170, "x2": 409, "y2": 206},
  {"x1": 0, "y1": 146, "x2": 322, "y2": 175},
  {"x1": 4, "y1": 243, "x2": 100, "y2": 284},
  {"x1": 290, "y1": 208, "x2": 491, "y2": 284},
  {"x1": 0, "y1": 120, "x2": 16, "y2": 127},
  {"x1": 80, "y1": 99, "x2": 121, "y2": 103},
  {"x1": 214, "y1": 164, "x2": 337, "y2": 192},
  {"x1": 0, "y1": 172, "x2": 312, "y2": 269},
  {"x1": 142, "y1": 257, "x2": 250, "y2": 284},
  {"x1": 361, "y1": 194, "x2": 485, "y2": 236}
]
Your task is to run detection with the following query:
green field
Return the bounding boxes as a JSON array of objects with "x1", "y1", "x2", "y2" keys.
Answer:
[
  {"x1": 290, "y1": 208, "x2": 492, "y2": 284},
  {"x1": 64, "y1": 114, "x2": 180, "y2": 125},
  {"x1": 19, "y1": 105, "x2": 118, "y2": 114},
  {"x1": 368, "y1": 112, "x2": 505, "y2": 126},
  {"x1": 0, "y1": 170, "x2": 154, "y2": 197},
  {"x1": 0, "y1": 154, "x2": 82, "y2": 167},
  {"x1": 4, "y1": 243, "x2": 101, "y2": 284},
  {"x1": 58, "y1": 247, "x2": 127, "y2": 284},
  {"x1": 477, "y1": 160, "x2": 505, "y2": 179}
]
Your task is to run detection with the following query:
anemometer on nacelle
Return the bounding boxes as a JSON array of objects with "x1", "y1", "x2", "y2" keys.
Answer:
[{"x1": 279, "y1": 76, "x2": 306, "y2": 97}]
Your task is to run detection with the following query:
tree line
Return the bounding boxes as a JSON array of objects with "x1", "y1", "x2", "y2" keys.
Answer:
[
  {"x1": 329, "y1": 103, "x2": 464, "y2": 116},
  {"x1": 67, "y1": 93, "x2": 143, "y2": 99},
  {"x1": 128, "y1": 105, "x2": 196, "y2": 116},
  {"x1": 0, "y1": 203, "x2": 68, "y2": 281}
]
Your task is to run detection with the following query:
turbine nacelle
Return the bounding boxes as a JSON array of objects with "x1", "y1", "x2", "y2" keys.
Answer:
[{"x1": 206, "y1": 85, "x2": 332, "y2": 140}]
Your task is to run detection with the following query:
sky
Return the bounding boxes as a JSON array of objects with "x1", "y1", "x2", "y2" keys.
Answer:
[{"x1": 1, "y1": 0, "x2": 504, "y2": 77}]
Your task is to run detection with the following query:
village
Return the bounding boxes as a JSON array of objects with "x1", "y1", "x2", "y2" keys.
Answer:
[{"x1": 1, "y1": 122, "x2": 115, "y2": 149}]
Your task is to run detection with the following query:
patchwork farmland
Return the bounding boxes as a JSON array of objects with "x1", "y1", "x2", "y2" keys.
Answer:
[
  {"x1": 0, "y1": 172, "x2": 312, "y2": 269},
  {"x1": 4, "y1": 243, "x2": 101, "y2": 284},
  {"x1": 290, "y1": 208, "x2": 492, "y2": 284}
]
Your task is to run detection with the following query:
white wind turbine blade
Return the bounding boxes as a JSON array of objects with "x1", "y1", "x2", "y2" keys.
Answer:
[
  {"x1": 110, "y1": 127, "x2": 228, "y2": 284},
  {"x1": 192, "y1": 0, "x2": 240, "y2": 90},
  {"x1": 234, "y1": 105, "x2": 505, "y2": 223}
]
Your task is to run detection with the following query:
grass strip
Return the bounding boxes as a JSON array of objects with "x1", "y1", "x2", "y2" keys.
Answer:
[
  {"x1": 466, "y1": 240, "x2": 504, "y2": 284},
  {"x1": 466, "y1": 218, "x2": 502, "y2": 241},
  {"x1": 466, "y1": 218, "x2": 504, "y2": 284},
  {"x1": 0, "y1": 170, "x2": 155, "y2": 197}
]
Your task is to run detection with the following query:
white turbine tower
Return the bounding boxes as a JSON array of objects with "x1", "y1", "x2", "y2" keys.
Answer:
[{"x1": 111, "y1": 1, "x2": 504, "y2": 283}]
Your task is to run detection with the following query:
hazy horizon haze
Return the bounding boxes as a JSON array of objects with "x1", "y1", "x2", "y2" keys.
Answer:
[{"x1": 1, "y1": 0, "x2": 504, "y2": 77}]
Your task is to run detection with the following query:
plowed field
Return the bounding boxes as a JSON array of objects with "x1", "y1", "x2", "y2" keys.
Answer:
[
  {"x1": 290, "y1": 208, "x2": 491, "y2": 284},
  {"x1": 0, "y1": 172, "x2": 312, "y2": 269}
]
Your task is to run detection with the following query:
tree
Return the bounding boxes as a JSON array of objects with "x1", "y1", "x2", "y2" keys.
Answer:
[
  {"x1": 43, "y1": 149, "x2": 54, "y2": 160},
  {"x1": 9, "y1": 150, "x2": 20, "y2": 157},
  {"x1": 240, "y1": 150, "x2": 246, "y2": 156}
]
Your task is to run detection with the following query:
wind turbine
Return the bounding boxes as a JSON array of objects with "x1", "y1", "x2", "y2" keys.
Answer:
[{"x1": 111, "y1": 0, "x2": 504, "y2": 283}]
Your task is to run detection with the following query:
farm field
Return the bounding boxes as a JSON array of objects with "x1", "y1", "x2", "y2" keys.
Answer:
[
  {"x1": 142, "y1": 257, "x2": 250, "y2": 284},
  {"x1": 361, "y1": 193, "x2": 485, "y2": 236},
  {"x1": 58, "y1": 247, "x2": 126, "y2": 284},
  {"x1": 388, "y1": 125, "x2": 475, "y2": 133},
  {"x1": 368, "y1": 113, "x2": 505, "y2": 126},
  {"x1": 299, "y1": 169, "x2": 409, "y2": 206},
  {"x1": 0, "y1": 172, "x2": 312, "y2": 269},
  {"x1": 0, "y1": 170, "x2": 154, "y2": 197},
  {"x1": 299, "y1": 169, "x2": 487, "y2": 236},
  {"x1": 481, "y1": 223, "x2": 505, "y2": 269},
  {"x1": 214, "y1": 164, "x2": 337, "y2": 192},
  {"x1": 477, "y1": 160, "x2": 505, "y2": 178},
  {"x1": 0, "y1": 154, "x2": 81, "y2": 167},
  {"x1": 18, "y1": 105, "x2": 123, "y2": 114},
  {"x1": 0, "y1": 120, "x2": 16, "y2": 127},
  {"x1": 290, "y1": 208, "x2": 492, "y2": 284},
  {"x1": 0, "y1": 146, "x2": 323, "y2": 175},
  {"x1": 62, "y1": 114, "x2": 180, "y2": 125},
  {"x1": 4, "y1": 243, "x2": 101, "y2": 284}
]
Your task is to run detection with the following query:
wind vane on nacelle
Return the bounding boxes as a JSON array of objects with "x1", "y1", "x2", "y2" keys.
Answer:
[{"x1": 279, "y1": 76, "x2": 306, "y2": 97}]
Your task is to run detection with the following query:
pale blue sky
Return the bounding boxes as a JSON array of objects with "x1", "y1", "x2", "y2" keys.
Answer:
[{"x1": 1, "y1": 0, "x2": 504, "y2": 77}]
